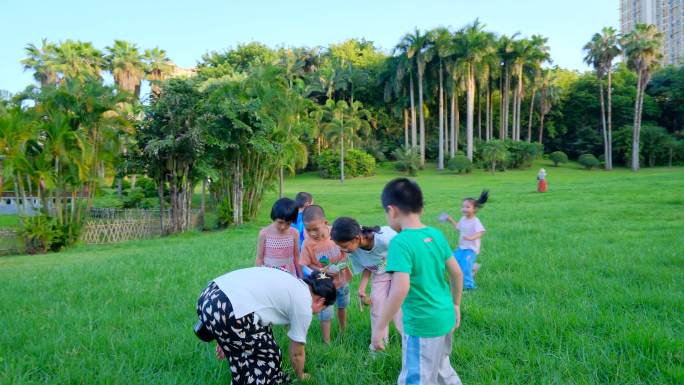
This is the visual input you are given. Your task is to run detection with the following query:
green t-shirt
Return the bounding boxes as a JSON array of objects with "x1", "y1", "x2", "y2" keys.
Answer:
[{"x1": 386, "y1": 226, "x2": 455, "y2": 337}]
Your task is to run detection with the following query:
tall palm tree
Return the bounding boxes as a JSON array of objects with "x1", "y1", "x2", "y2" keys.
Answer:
[
  {"x1": 592, "y1": 27, "x2": 622, "y2": 170},
  {"x1": 454, "y1": 20, "x2": 494, "y2": 160},
  {"x1": 584, "y1": 34, "x2": 609, "y2": 169},
  {"x1": 106, "y1": 40, "x2": 146, "y2": 98},
  {"x1": 144, "y1": 48, "x2": 173, "y2": 97},
  {"x1": 525, "y1": 35, "x2": 551, "y2": 142},
  {"x1": 428, "y1": 27, "x2": 453, "y2": 170},
  {"x1": 53, "y1": 40, "x2": 104, "y2": 82},
  {"x1": 537, "y1": 69, "x2": 559, "y2": 144},
  {"x1": 21, "y1": 39, "x2": 58, "y2": 87},
  {"x1": 621, "y1": 23, "x2": 663, "y2": 171},
  {"x1": 397, "y1": 28, "x2": 431, "y2": 166},
  {"x1": 511, "y1": 38, "x2": 530, "y2": 141},
  {"x1": 497, "y1": 34, "x2": 518, "y2": 140}
]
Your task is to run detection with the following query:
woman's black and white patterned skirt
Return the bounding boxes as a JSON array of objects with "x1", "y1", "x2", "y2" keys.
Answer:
[{"x1": 196, "y1": 282, "x2": 290, "y2": 385}]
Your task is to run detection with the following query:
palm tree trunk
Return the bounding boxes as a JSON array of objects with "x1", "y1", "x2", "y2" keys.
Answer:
[
  {"x1": 455, "y1": 90, "x2": 460, "y2": 153},
  {"x1": 444, "y1": 94, "x2": 448, "y2": 157},
  {"x1": 410, "y1": 73, "x2": 417, "y2": 148},
  {"x1": 504, "y1": 63, "x2": 511, "y2": 139},
  {"x1": 539, "y1": 112, "x2": 546, "y2": 144},
  {"x1": 486, "y1": 79, "x2": 491, "y2": 141},
  {"x1": 340, "y1": 131, "x2": 345, "y2": 182},
  {"x1": 606, "y1": 68, "x2": 614, "y2": 170},
  {"x1": 477, "y1": 82, "x2": 482, "y2": 140},
  {"x1": 527, "y1": 88, "x2": 536, "y2": 142},
  {"x1": 631, "y1": 70, "x2": 643, "y2": 171},
  {"x1": 404, "y1": 108, "x2": 409, "y2": 148},
  {"x1": 158, "y1": 174, "x2": 165, "y2": 235},
  {"x1": 466, "y1": 65, "x2": 475, "y2": 161},
  {"x1": 599, "y1": 79, "x2": 608, "y2": 170},
  {"x1": 418, "y1": 63, "x2": 426, "y2": 166},
  {"x1": 438, "y1": 63, "x2": 444, "y2": 170},
  {"x1": 278, "y1": 167, "x2": 284, "y2": 198},
  {"x1": 450, "y1": 91, "x2": 455, "y2": 157}
]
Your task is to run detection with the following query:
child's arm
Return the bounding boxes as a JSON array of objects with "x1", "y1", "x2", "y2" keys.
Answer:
[
  {"x1": 446, "y1": 216, "x2": 460, "y2": 231},
  {"x1": 445, "y1": 257, "x2": 464, "y2": 329},
  {"x1": 463, "y1": 231, "x2": 485, "y2": 241},
  {"x1": 292, "y1": 229, "x2": 302, "y2": 277},
  {"x1": 358, "y1": 269, "x2": 371, "y2": 299},
  {"x1": 371, "y1": 272, "x2": 410, "y2": 351},
  {"x1": 255, "y1": 232, "x2": 266, "y2": 266}
]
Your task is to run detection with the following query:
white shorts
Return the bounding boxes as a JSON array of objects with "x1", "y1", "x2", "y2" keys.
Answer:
[{"x1": 398, "y1": 332, "x2": 462, "y2": 385}]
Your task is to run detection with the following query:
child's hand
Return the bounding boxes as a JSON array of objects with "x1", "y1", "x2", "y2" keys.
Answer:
[
  {"x1": 215, "y1": 344, "x2": 226, "y2": 360},
  {"x1": 357, "y1": 289, "x2": 367, "y2": 301},
  {"x1": 454, "y1": 305, "x2": 461, "y2": 329}
]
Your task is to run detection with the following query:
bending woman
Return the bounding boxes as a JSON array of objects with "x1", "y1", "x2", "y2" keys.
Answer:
[{"x1": 195, "y1": 267, "x2": 336, "y2": 384}]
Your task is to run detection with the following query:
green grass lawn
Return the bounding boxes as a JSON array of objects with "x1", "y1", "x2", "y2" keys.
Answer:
[{"x1": 1, "y1": 162, "x2": 683, "y2": 385}]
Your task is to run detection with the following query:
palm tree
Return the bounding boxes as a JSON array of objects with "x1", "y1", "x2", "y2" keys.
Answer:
[
  {"x1": 584, "y1": 34, "x2": 609, "y2": 169},
  {"x1": 454, "y1": 20, "x2": 494, "y2": 160},
  {"x1": 497, "y1": 34, "x2": 518, "y2": 140},
  {"x1": 397, "y1": 28, "x2": 431, "y2": 166},
  {"x1": 322, "y1": 99, "x2": 369, "y2": 182},
  {"x1": 621, "y1": 23, "x2": 663, "y2": 171},
  {"x1": 525, "y1": 35, "x2": 551, "y2": 142},
  {"x1": 511, "y1": 38, "x2": 530, "y2": 141},
  {"x1": 106, "y1": 40, "x2": 146, "y2": 98},
  {"x1": 53, "y1": 40, "x2": 104, "y2": 82},
  {"x1": 21, "y1": 39, "x2": 58, "y2": 87},
  {"x1": 537, "y1": 69, "x2": 559, "y2": 144},
  {"x1": 428, "y1": 27, "x2": 453, "y2": 170},
  {"x1": 144, "y1": 48, "x2": 173, "y2": 97}
]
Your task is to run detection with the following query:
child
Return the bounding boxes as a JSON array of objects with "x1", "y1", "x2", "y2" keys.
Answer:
[
  {"x1": 537, "y1": 168, "x2": 547, "y2": 192},
  {"x1": 447, "y1": 190, "x2": 488, "y2": 290},
  {"x1": 372, "y1": 178, "x2": 464, "y2": 385},
  {"x1": 330, "y1": 217, "x2": 403, "y2": 346},
  {"x1": 299, "y1": 205, "x2": 352, "y2": 344},
  {"x1": 256, "y1": 197, "x2": 302, "y2": 278},
  {"x1": 292, "y1": 192, "x2": 314, "y2": 249}
]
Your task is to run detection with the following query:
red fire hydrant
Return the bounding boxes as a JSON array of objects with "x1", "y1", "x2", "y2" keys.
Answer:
[{"x1": 537, "y1": 168, "x2": 547, "y2": 192}]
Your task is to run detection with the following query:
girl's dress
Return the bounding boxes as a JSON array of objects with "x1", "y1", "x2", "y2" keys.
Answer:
[{"x1": 261, "y1": 227, "x2": 298, "y2": 277}]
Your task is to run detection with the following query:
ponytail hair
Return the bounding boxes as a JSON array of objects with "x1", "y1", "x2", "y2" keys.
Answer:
[
  {"x1": 464, "y1": 189, "x2": 489, "y2": 209},
  {"x1": 331, "y1": 217, "x2": 381, "y2": 243},
  {"x1": 303, "y1": 271, "x2": 336, "y2": 306}
]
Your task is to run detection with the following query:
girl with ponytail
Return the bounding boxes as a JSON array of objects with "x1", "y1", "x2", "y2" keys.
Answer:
[
  {"x1": 446, "y1": 190, "x2": 489, "y2": 290},
  {"x1": 330, "y1": 217, "x2": 403, "y2": 346}
]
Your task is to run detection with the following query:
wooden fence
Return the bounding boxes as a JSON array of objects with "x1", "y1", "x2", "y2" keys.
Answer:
[
  {"x1": 79, "y1": 209, "x2": 201, "y2": 244},
  {"x1": 0, "y1": 228, "x2": 19, "y2": 255}
]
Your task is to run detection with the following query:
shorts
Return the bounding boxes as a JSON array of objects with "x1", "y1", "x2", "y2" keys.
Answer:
[
  {"x1": 398, "y1": 332, "x2": 462, "y2": 385},
  {"x1": 453, "y1": 248, "x2": 478, "y2": 289},
  {"x1": 318, "y1": 285, "x2": 350, "y2": 321}
]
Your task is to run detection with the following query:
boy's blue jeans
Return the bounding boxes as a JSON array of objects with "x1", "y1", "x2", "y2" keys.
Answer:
[{"x1": 453, "y1": 248, "x2": 477, "y2": 289}]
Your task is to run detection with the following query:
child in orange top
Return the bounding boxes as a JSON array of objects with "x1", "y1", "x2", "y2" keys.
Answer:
[{"x1": 299, "y1": 205, "x2": 352, "y2": 344}]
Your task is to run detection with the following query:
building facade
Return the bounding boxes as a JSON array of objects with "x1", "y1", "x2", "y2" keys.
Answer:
[{"x1": 620, "y1": 0, "x2": 684, "y2": 65}]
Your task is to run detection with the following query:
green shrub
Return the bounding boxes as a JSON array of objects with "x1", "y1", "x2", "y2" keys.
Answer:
[
  {"x1": 317, "y1": 149, "x2": 376, "y2": 179},
  {"x1": 18, "y1": 215, "x2": 58, "y2": 254},
  {"x1": 578, "y1": 153, "x2": 599, "y2": 169},
  {"x1": 393, "y1": 146, "x2": 421, "y2": 176},
  {"x1": 550, "y1": 151, "x2": 569, "y2": 166},
  {"x1": 110, "y1": 178, "x2": 131, "y2": 191},
  {"x1": 505, "y1": 140, "x2": 543, "y2": 169},
  {"x1": 447, "y1": 153, "x2": 473, "y2": 173},
  {"x1": 217, "y1": 197, "x2": 232, "y2": 228},
  {"x1": 50, "y1": 221, "x2": 83, "y2": 252},
  {"x1": 135, "y1": 177, "x2": 159, "y2": 198},
  {"x1": 480, "y1": 140, "x2": 509, "y2": 173},
  {"x1": 123, "y1": 190, "x2": 146, "y2": 208}
]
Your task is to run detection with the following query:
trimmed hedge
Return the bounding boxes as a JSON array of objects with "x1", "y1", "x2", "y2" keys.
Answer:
[
  {"x1": 447, "y1": 153, "x2": 473, "y2": 173},
  {"x1": 578, "y1": 153, "x2": 599, "y2": 169},
  {"x1": 317, "y1": 149, "x2": 376, "y2": 179},
  {"x1": 550, "y1": 151, "x2": 569, "y2": 166}
]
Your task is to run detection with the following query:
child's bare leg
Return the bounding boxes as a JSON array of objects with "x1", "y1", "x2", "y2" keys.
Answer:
[
  {"x1": 321, "y1": 320, "x2": 331, "y2": 344},
  {"x1": 473, "y1": 263, "x2": 481, "y2": 277},
  {"x1": 337, "y1": 308, "x2": 347, "y2": 333}
]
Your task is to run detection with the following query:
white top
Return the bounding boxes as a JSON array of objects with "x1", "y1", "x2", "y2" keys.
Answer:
[
  {"x1": 348, "y1": 226, "x2": 397, "y2": 275},
  {"x1": 458, "y1": 216, "x2": 486, "y2": 254},
  {"x1": 213, "y1": 267, "x2": 313, "y2": 343}
]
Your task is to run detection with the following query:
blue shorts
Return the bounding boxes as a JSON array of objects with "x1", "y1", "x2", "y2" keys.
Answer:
[
  {"x1": 453, "y1": 248, "x2": 478, "y2": 289},
  {"x1": 318, "y1": 285, "x2": 350, "y2": 321}
]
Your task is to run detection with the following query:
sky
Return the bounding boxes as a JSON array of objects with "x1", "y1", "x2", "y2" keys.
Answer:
[{"x1": 0, "y1": 0, "x2": 619, "y2": 94}]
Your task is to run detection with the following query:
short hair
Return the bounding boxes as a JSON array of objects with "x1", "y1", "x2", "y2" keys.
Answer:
[
  {"x1": 270, "y1": 198, "x2": 298, "y2": 222},
  {"x1": 295, "y1": 192, "x2": 313, "y2": 209},
  {"x1": 331, "y1": 217, "x2": 381, "y2": 243},
  {"x1": 303, "y1": 271, "x2": 336, "y2": 306},
  {"x1": 381, "y1": 178, "x2": 423, "y2": 214},
  {"x1": 302, "y1": 204, "x2": 326, "y2": 223}
]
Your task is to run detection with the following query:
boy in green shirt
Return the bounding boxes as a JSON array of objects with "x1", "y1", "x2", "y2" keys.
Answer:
[{"x1": 372, "y1": 178, "x2": 464, "y2": 385}]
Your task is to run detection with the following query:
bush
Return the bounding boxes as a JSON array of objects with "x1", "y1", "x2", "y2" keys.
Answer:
[
  {"x1": 217, "y1": 197, "x2": 232, "y2": 228},
  {"x1": 447, "y1": 153, "x2": 473, "y2": 173},
  {"x1": 317, "y1": 149, "x2": 376, "y2": 179},
  {"x1": 479, "y1": 140, "x2": 509, "y2": 173},
  {"x1": 505, "y1": 140, "x2": 543, "y2": 169},
  {"x1": 550, "y1": 151, "x2": 569, "y2": 166},
  {"x1": 110, "y1": 178, "x2": 131, "y2": 191},
  {"x1": 18, "y1": 215, "x2": 58, "y2": 254},
  {"x1": 135, "y1": 177, "x2": 159, "y2": 198},
  {"x1": 578, "y1": 153, "x2": 599, "y2": 169},
  {"x1": 393, "y1": 146, "x2": 421, "y2": 176},
  {"x1": 123, "y1": 190, "x2": 146, "y2": 208}
]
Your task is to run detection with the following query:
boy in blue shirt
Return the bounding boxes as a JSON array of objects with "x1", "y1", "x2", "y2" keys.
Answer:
[
  {"x1": 292, "y1": 192, "x2": 313, "y2": 249},
  {"x1": 372, "y1": 178, "x2": 464, "y2": 385}
]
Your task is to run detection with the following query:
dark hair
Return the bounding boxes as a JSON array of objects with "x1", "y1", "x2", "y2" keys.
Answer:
[
  {"x1": 381, "y1": 178, "x2": 423, "y2": 214},
  {"x1": 331, "y1": 217, "x2": 381, "y2": 243},
  {"x1": 303, "y1": 271, "x2": 336, "y2": 306},
  {"x1": 302, "y1": 204, "x2": 325, "y2": 223},
  {"x1": 270, "y1": 198, "x2": 298, "y2": 223},
  {"x1": 295, "y1": 192, "x2": 313, "y2": 209},
  {"x1": 464, "y1": 189, "x2": 489, "y2": 209}
]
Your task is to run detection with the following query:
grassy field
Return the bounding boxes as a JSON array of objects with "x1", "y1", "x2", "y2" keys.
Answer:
[{"x1": 1, "y1": 162, "x2": 682, "y2": 385}]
